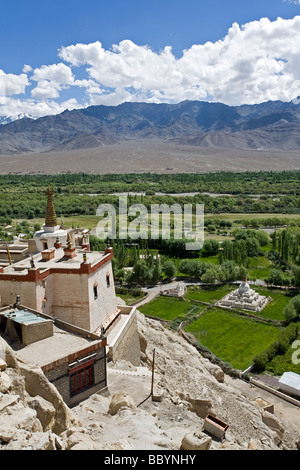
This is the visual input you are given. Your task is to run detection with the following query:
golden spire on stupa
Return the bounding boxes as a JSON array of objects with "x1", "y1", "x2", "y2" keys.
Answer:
[
  {"x1": 66, "y1": 232, "x2": 72, "y2": 249},
  {"x1": 45, "y1": 186, "x2": 58, "y2": 227}
]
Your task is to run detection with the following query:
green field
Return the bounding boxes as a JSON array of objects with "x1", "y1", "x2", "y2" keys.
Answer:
[
  {"x1": 15, "y1": 215, "x2": 101, "y2": 231},
  {"x1": 265, "y1": 341, "x2": 300, "y2": 376},
  {"x1": 185, "y1": 285, "x2": 233, "y2": 303},
  {"x1": 185, "y1": 309, "x2": 280, "y2": 370},
  {"x1": 185, "y1": 284, "x2": 296, "y2": 322},
  {"x1": 205, "y1": 213, "x2": 300, "y2": 223},
  {"x1": 254, "y1": 288, "x2": 296, "y2": 321},
  {"x1": 138, "y1": 296, "x2": 205, "y2": 321},
  {"x1": 248, "y1": 256, "x2": 272, "y2": 281},
  {"x1": 137, "y1": 285, "x2": 297, "y2": 372}
]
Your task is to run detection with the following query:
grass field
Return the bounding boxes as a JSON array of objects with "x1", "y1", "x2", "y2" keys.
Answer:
[
  {"x1": 185, "y1": 285, "x2": 233, "y2": 303},
  {"x1": 205, "y1": 213, "x2": 300, "y2": 223},
  {"x1": 16, "y1": 215, "x2": 101, "y2": 230},
  {"x1": 265, "y1": 341, "x2": 300, "y2": 376},
  {"x1": 185, "y1": 309, "x2": 280, "y2": 370},
  {"x1": 185, "y1": 284, "x2": 296, "y2": 322},
  {"x1": 248, "y1": 256, "x2": 272, "y2": 281},
  {"x1": 15, "y1": 211, "x2": 300, "y2": 233},
  {"x1": 254, "y1": 288, "x2": 296, "y2": 321},
  {"x1": 138, "y1": 296, "x2": 205, "y2": 321}
]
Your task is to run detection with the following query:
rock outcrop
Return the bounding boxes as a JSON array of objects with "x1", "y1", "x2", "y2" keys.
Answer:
[
  {"x1": 1, "y1": 312, "x2": 300, "y2": 450},
  {"x1": 0, "y1": 336, "x2": 82, "y2": 450}
]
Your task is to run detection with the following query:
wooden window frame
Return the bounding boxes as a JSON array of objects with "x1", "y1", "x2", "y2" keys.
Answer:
[{"x1": 70, "y1": 359, "x2": 95, "y2": 396}]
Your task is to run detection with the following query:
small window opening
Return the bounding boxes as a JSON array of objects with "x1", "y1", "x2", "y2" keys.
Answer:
[
  {"x1": 93, "y1": 285, "x2": 98, "y2": 299},
  {"x1": 70, "y1": 363, "x2": 94, "y2": 397},
  {"x1": 106, "y1": 275, "x2": 110, "y2": 288}
]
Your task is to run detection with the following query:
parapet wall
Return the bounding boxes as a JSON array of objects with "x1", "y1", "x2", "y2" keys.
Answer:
[{"x1": 107, "y1": 306, "x2": 140, "y2": 366}]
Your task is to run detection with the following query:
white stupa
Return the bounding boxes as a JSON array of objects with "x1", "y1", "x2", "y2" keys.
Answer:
[
  {"x1": 216, "y1": 278, "x2": 270, "y2": 313},
  {"x1": 34, "y1": 187, "x2": 68, "y2": 252}
]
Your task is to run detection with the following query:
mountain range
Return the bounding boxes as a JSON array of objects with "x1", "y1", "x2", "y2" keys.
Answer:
[{"x1": 0, "y1": 99, "x2": 300, "y2": 155}]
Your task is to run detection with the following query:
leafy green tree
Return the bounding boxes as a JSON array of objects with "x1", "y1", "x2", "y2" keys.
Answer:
[
  {"x1": 152, "y1": 263, "x2": 162, "y2": 282},
  {"x1": 201, "y1": 239, "x2": 219, "y2": 256},
  {"x1": 129, "y1": 260, "x2": 152, "y2": 284},
  {"x1": 178, "y1": 259, "x2": 209, "y2": 278},
  {"x1": 162, "y1": 260, "x2": 176, "y2": 279},
  {"x1": 283, "y1": 303, "x2": 297, "y2": 323},
  {"x1": 292, "y1": 266, "x2": 300, "y2": 288},
  {"x1": 268, "y1": 268, "x2": 285, "y2": 286},
  {"x1": 201, "y1": 266, "x2": 225, "y2": 284},
  {"x1": 221, "y1": 260, "x2": 239, "y2": 281},
  {"x1": 284, "y1": 295, "x2": 300, "y2": 322}
]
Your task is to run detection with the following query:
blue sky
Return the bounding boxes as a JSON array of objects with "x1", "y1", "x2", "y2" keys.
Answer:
[{"x1": 1, "y1": 0, "x2": 300, "y2": 118}]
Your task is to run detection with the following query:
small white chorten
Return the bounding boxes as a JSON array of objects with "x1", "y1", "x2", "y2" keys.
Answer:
[{"x1": 216, "y1": 277, "x2": 270, "y2": 313}]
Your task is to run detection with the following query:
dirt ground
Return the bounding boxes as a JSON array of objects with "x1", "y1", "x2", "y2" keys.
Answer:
[
  {"x1": 72, "y1": 310, "x2": 300, "y2": 451},
  {"x1": 0, "y1": 141, "x2": 299, "y2": 174},
  {"x1": 225, "y1": 375, "x2": 300, "y2": 444},
  {"x1": 72, "y1": 360, "x2": 300, "y2": 451}
]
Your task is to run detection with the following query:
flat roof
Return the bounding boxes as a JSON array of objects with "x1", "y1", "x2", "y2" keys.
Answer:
[
  {"x1": 1, "y1": 247, "x2": 108, "y2": 274},
  {"x1": 11, "y1": 324, "x2": 103, "y2": 368},
  {"x1": 2, "y1": 309, "x2": 49, "y2": 325},
  {"x1": 279, "y1": 372, "x2": 300, "y2": 390}
]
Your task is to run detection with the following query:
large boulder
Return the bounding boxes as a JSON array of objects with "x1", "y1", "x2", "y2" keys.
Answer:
[
  {"x1": 0, "y1": 337, "x2": 19, "y2": 369},
  {"x1": 0, "y1": 371, "x2": 12, "y2": 393},
  {"x1": 261, "y1": 410, "x2": 285, "y2": 441},
  {"x1": 108, "y1": 392, "x2": 136, "y2": 415},
  {"x1": 19, "y1": 363, "x2": 79, "y2": 435},
  {"x1": 205, "y1": 363, "x2": 225, "y2": 383},
  {"x1": 181, "y1": 431, "x2": 212, "y2": 450},
  {"x1": 5, "y1": 431, "x2": 58, "y2": 450},
  {"x1": 26, "y1": 395, "x2": 56, "y2": 431}
]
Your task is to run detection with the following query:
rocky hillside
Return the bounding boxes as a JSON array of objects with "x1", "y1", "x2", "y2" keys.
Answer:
[
  {"x1": 1, "y1": 312, "x2": 300, "y2": 450},
  {"x1": 0, "y1": 99, "x2": 300, "y2": 155}
]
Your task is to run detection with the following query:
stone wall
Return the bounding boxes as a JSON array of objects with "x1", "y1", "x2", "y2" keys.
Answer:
[
  {"x1": 108, "y1": 310, "x2": 141, "y2": 366},
  {"x1": 88, "y1": 260, "x2": 118, "y2": 331},
  {"x1": 43, "y1": 347, "x2": 107, "y2": 408},
  {"x1": 21, "y1": 319, "x2": 53, "y2": 346}
]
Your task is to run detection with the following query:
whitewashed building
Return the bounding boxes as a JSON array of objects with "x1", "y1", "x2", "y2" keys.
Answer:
[
  {"x1": 278, "y1": 372, "x2": 300, "y2": 397},
  {"x1": 0, "y1": 188, "x2": 136, "y2": 342}
]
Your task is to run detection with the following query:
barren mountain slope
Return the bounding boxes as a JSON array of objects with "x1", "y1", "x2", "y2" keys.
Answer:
[{"x1": 0, "y1": 100, "x2": 300, "y2": 155}]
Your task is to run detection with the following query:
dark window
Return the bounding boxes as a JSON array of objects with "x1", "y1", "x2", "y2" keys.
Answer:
[
  {"x1": 93, "y1": 285, "x2": 98, "y2": 299},
  {"x1": 70, "y1": 362, "x2": 94, "y2": 396},
  {"x1": 106, "y1": 275, "x2": 110, "y2": 287}
]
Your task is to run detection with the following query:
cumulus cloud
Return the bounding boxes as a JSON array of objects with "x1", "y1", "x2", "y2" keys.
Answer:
[
  {"x1": 31, "y1": 63, "x2": 74, "y2": 100},
  {"x1": 1, "y1": 15, "x2": 300, "y2": 119},
  {"x1": 58, "y1": 16, "x2": 300, "y2": 107},
  {"x1": 0, "y1": 70, "x2": 30, "y2": 97},
  {"x1": 0, "y1": 96, "x2": 81, "y2": 120},
  {"x1": 23, "y1": 64, "x2": 33, "y2": 74}
]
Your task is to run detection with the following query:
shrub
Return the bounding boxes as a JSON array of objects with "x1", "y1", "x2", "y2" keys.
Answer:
[{"x1": 253, "y1": 323, "x2": 299, "y2": 371}]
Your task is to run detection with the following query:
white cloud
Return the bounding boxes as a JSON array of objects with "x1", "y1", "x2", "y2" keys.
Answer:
[
  {"x1": 0, "y1": 70, "x2": 30, "y2": 96},
  {"x1": 0, "y1": 96, "x2": 81, "y2": 120},
  {"x1": 23, "y1": 64, "x2": 33, "y2": 74},
  {"x1": 1, "y1": 15, "x2": 300, "y2": 119},
  {"x1": 31, "y1": 63, "x2": 74, "y2": 100},
  {"x1": 57, "y1": 16, "x2": 300, "y2": 107}
]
